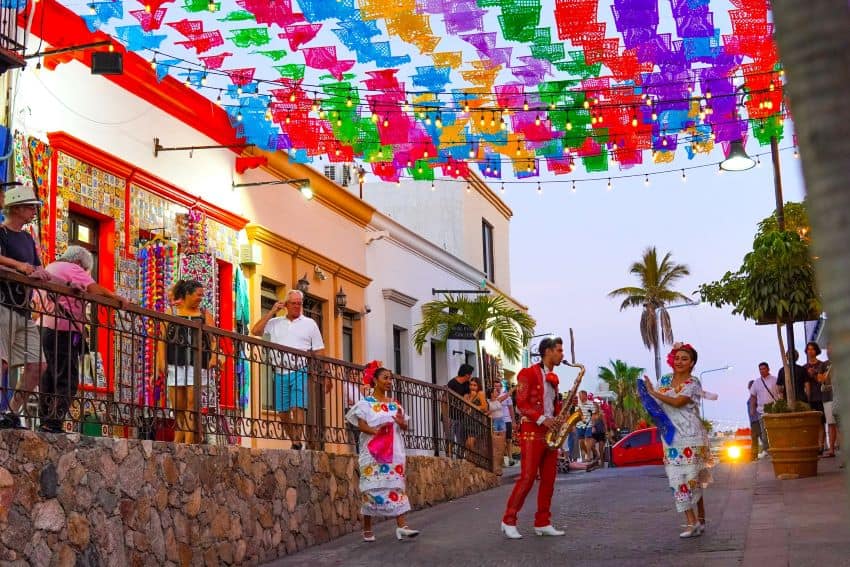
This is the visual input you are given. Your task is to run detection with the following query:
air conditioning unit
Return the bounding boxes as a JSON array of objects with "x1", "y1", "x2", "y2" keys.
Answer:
[{"x1": 239, "y1": 243, "x2": 262, "y2": 266}]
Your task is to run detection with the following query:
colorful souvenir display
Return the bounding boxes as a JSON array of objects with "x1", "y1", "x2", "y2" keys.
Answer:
[
  {"x1": 177, "y1": 208, "x2": 209, "y2": 255},
  {"x1": 65, "y1": 0, "x2": 785, "y2": 181}
]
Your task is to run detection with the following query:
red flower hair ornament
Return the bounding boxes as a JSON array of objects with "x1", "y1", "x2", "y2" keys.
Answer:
[
  {"x1": 363, "y1": 360, "x2": 383, "y2": 386},
  {"x1": 666, "y1": 342, "x2": 696, "y2": 369}
]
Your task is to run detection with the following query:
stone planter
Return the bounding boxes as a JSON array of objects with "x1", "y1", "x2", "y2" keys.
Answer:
[{"x1": 763, "y1": 411, "x2": 821, "y2": 479}]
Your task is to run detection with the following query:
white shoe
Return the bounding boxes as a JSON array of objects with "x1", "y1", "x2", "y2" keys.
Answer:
[
  {"x1": 501, "y1": 522, "x2": 522, "y2": 539},
  {"x1": 758, "y1": 451, "x2": 768, "y2": 459},
  {"x1": 395, "y1": 526, "x2": 419, "y2": 540},
  {"x1": 679, "y1": 524, "x2": 702, "y2": 538},
  {"x1": 533, "y1": 525, "x2": 565, "y2": 537}
]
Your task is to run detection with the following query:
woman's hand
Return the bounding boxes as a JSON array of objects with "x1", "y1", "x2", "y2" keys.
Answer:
[
  {"x1": 644, "y1": 375, "x2": 657, "y2": 397},
  {"x1": 393, "y1": 407, "x2": 407, "y2": 429}
]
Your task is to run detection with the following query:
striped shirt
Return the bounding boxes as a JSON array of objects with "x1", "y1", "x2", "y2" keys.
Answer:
[{"x1": 578, "y1": 400, "x2": 597, "y2": 427}]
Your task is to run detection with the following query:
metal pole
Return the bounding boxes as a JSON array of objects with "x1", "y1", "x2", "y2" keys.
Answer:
[
  {"x1": 654, "y1": 308, "x2": 662, "y2": 380},
  {"x1": 771, "y1": 135, "x2": 798, "y2": 399}
]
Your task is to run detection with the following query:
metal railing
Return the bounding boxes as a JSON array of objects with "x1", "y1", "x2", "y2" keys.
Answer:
[
  {"x1": 0, "y1": 0, "x2": 27, "y2": 71},
  {"x1": 0, "y1": 270, "x2": 493, "y2": 470}
]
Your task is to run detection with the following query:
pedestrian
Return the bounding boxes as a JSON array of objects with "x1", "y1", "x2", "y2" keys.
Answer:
[
  {"x1": 499, "y1": 381, "x2": 517, "y2": 466},
  {"x1": 155, "y1": 279, "x2": 218, "y2": 444},
  {"x1": 445, "y1": 363, "x2": 473, "y2": 456},
  {"x1": 487, "y1": 385, "x2": 506, "y2": 475},
  {"x1": 0, "y1": 185, "x2": 50, "y2": 429},
  {"x1": 346, "y1": 360, "x2": 381, "y2": 453},
  {"x1": 803, "y1": 341, "x2": 828, "y2": 453},
  {"x1": 501, "y1": 336, "x2": 566, "y2": 539},
  {"x1": 37, "y1": 246, "x2": 128, "y2": 433},
  {"x1": 642, "y1": 342, "x2": 712, "y2": 539},
  {"x1": 818, "y1": 344, "x2": 838, "y2": 458},
  {"x1": 346, "y1": 366, "x2": 419, "y2": 542},
  {"x1": 777, "y1": 349, "x2": 808, "y2": 404},
  {"x1": 576, "y1": 390, "x2": 597, "y2": 463},
  {"x1": 464, "y1": 377, "x2": 487, "y2": 453},
  {"x1": 591, "y1": 407, "x2": 607, "y2": 466},
  {"x1": 748, "y1": 362, "x2": 778, "y2": 460},
  {"x1": 251, "y1": 289, "x2": 326, "y2": 450}
]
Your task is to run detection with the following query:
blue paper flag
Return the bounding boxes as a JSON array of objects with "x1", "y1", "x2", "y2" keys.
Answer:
[{"x1": 637, "y1": 378, "x2": 676, "y2": 444}]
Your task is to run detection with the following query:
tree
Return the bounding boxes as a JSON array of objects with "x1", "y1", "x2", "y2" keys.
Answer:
[
  {"x1": 597, "y1": 359, "x2": 649, "y2": 430},
  {"x1": 608, "y1": 247, "x2": 692, "y2": 379},
  {"x1": 412, "y1": 294, "x2": 535, "y2": 388},
  {"x1": 698, "y1": 224, "x2": 820, "y2": 406}
]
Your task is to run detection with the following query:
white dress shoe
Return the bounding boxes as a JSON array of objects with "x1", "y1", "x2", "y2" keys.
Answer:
[
  {"x1": 679, "y1": 524, "x2": 702, "y2": 538},
  {"x1": 533, "y1": 525, "x2": 565, "y2": 536},
  {"x1": 395, "y1": 526, "x2": 420, "y2": 540},
  {"x1": 501, "y1": 522, "x2": 522, "y2": 539}
]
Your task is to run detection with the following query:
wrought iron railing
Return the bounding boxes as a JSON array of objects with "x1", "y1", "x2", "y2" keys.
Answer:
[
  {"x1": 0, "y1": 0, "x2": 27, "y2": 72},
  {"x1": 0, "y1": 270, "x2": 493, "y2": 469}
]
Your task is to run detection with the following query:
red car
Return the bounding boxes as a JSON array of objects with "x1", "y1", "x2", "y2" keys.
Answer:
[{"x1": 611, "y1": 427, "x2": 664, "y2": 467}]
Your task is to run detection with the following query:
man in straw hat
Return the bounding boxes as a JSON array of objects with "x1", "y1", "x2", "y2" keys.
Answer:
[{"x1": 0, "y1": 184, "x2": 50, "y2": 429}]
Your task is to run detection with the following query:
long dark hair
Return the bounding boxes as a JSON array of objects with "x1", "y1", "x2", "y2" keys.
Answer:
[{"x1": 172, "y1": 279, "x2": 203, "y2": 300}]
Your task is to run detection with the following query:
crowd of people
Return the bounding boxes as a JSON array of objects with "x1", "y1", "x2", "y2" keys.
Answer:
[{"x1": 748, "y1": 341, "x2": 839, "y2": 462}]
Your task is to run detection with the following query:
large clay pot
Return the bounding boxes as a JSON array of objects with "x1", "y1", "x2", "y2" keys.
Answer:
[{"x1": 762, "y1": 411, "x2": 821, "y2": 479}]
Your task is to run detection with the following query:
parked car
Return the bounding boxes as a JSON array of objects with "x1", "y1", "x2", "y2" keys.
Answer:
[{"x1": 610, "y1": 427, "x2": 664, "y2": 467}]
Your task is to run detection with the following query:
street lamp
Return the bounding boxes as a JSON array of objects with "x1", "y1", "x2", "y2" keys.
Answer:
[
  {"x1": 699, "y1": 365, "x2": 733, "y2": 418},
  {"x1": 720, "y1": 140, "x2": 756, "y2": 171},
  {"x1": 650, "y1": 300, "x2": 701, "y2": 380}
]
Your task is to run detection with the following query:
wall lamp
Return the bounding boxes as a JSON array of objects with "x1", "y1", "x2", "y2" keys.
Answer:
[
  {"x1": 231, "y1": 178, "x2": 313, "y2": 200},
  {"x1": 296, "y1": 273, "x2": 310, "y2": 293},
  {"x1": 335, "y1": 286, "x2": 348, "y2": 316}
]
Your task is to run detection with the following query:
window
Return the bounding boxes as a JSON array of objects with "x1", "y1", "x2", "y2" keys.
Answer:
[
  {"x1": 342, "y1": 315, "x2": 354, "y2": 363},
  {"x1": 393, "y1": 326, "x2": 407, "y2": 375},
  {"x1": 323, "y1": 165, "x2": 336, "y2": 182},
  {"x1": 69, "y1": 212, "x2": 99, "y2": 278},
  {"x1": 626, "y1": 430, "x2": 653, "y2": 448},
  {"x1": 482, "y1": 220, "x2": 495, "y2": 282},
  {"x1": 260, "y1": 279, "x2": 282, "y2": 317},
  {"x1": 302, "y1": 294, "x2": 324, "y2": 338},
  {"x1": 465, "y1": 350, "x2": 476, "y2": 373}
]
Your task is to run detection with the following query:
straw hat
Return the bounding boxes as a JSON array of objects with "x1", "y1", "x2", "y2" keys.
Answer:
[{"x1": 3, "y1": 185, "x2": 42, "y2": 207}]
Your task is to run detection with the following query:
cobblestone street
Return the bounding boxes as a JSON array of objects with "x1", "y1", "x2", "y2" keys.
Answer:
[{"x1": 268, "y1": 459, "x2": 850, "y2": 567}]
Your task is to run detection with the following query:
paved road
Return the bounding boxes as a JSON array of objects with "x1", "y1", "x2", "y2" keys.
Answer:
[{"x1": 268, "y1": 463, "x2": 766, "y2": 567}]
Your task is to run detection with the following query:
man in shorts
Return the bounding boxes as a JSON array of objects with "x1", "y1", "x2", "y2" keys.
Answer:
[
  {"x1": 0, "y1": 186, "x2": 50, "y2": 429},
  {"x1": 252, "y1": 289, "x2": 325, "y2": 449},
  {"x1": 576, "y1": 390, "x2": 597, "y2": 463}
]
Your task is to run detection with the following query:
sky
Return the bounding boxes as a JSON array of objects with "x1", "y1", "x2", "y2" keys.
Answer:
[{"x1": 504, "y1": 146, "x2": 807, "y2": 430}]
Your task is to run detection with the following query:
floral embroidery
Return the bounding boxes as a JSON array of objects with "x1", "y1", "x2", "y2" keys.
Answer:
[
  {"x1": 683, "y1": 447, "x2": 693, "y2": 458},
  {"x1": 388, "y1": 403, "x2": 397, "y2": 411},
  {"x1": 395, "y1": 464, "x2": 404, "y2": 474},
  {"x1": 379, "y1": 464, "x2": 391, "y2": 474},
  {"x1": 667, "y1": 448, "x2": 679, "y2": 459},
  {"x1": 389, "y1": 491, "x2": 399, "y2": 502}
]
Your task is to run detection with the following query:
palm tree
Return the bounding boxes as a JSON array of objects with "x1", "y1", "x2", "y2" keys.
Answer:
[
  {"x1": 597, "y1": 360, "x2": 648, "y2": 430},
  {"x1": 412, "y1": 294, "x2": 536, "y2": 388},
  {"x1": 608, "y1": 247, "x2": 692, "y2": 379}
]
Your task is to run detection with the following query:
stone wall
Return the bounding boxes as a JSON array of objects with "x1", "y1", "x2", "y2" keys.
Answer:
[{"x1": 0, "y1": 431, "x2": 498, "y2": 566}]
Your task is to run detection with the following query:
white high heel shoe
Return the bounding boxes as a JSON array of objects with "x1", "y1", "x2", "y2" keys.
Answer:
[
  {"x1": 679, "y1": 524, "x2": 702, "y2": 538},
  {"x1": 395, "y1": 526, "x2": 420, "y2": 540},
  {"x1": 501, "y1": 522, "x2": 522, "y2": 539},
  {"x1": 534, "y1": 525, "x2": 566, "y2": 537}
]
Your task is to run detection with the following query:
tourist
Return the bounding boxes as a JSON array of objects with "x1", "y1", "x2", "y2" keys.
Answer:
[
  {"x1": 38, "y1": 246, "x2": 127, "y2": 433},
  {"x1": 346, "y1": 366, "x2": 419, "y2": 542},
  {"x1": 642, "y1": 342, "x2": 712, "y2": 538},
  {"x1": 777, "y1": 349, "x2": 808, "y2": 404},
  {"x1": 748, "y1": 362, "x2": 779, "y2": 459},
  {"x1": 251, "y1": 289, "x2": 326, "y2": 450},
  {"x1": 818, "y1": 344, "x2": 838, "y2": 458},
  {"x1": 464, "y1": 377, "x2": 487, "y2": 453},
  {"x1": 803, "y1": 341, "x2": 828, "y2": 453},
  {"x1": 446, "y1": 364, "x2": 473, "y2": 457},
  {"x1": 0, "y1": 186, "x2": 51, "y2": 429},
  {"x1": 576, "y1": 390, "x2": 597, "y2": 463},
  {"x1": 487, "y1": 385, "x2": 506, "y2": 474},
  {"x1": 499, "y1": 381, "x2": 517, "y2": 466},
  {"x1": 501, "y1": 336, "x2": 566, "y2": 539},
  {"x1": 591, "y1": 407, "x2": 607, "y2": 466},
  {"x1": 155, "y1": 279, "x2": 217, "y2": 444}
]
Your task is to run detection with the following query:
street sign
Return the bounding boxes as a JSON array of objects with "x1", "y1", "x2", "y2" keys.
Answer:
[{"x1": 448, "y1": 324, "x2": 484, "y2": 340}]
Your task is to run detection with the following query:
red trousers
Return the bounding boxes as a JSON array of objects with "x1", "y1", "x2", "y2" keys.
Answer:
[{"x1": 502, "y1": 422, "x2": 558, "y2": 527}]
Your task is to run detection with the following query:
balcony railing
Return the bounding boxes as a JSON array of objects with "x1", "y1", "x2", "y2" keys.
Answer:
[{"x1": 0, "y1": 270, "x2": 493, "y2": 470}]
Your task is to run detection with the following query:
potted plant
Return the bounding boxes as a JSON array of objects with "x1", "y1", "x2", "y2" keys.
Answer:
[{"x1": 699, "y1": 204, "x2": 822, "y2": 479}]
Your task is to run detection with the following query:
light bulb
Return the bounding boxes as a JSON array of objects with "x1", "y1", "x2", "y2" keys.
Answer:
[
  {"x1": 383, "y1": 118, "x2": 389, "y2": 127},
  {"x1": 549, "y1": 102, "x2": 556, "y2": 110},
  {"x1": 423, "y1": 151, "x2": 429, "y2": 158},
  {"x1": 490, "y1": 116, "x2": 496, "y2": 127},
  {"x1": 566, "y1": 121, "x2": 572, "y2": 131},
  {"x1": 150, "y1": 56, "x2": 156, "y2": 69},
  {"x1": 431, "y1": 181, "x2": 435, "y2": 191},
  {"x1": 500, "y1": 183, "x2": 505, "y2": 194},
  {"x1": 793, "y1": 147, "x2": 799, "y2": 158},
  {"x1": 535, "y1": 114, "x2": 541, "y2": 126},
  {"x1": 705, "y1": 90, "x2": 712, "y2": 100},
  {"x1": 425, "y1": 116, "x2": 431, "y2": 126},
  {"x1": 319, "y1": 110, "x2": 326, "y2": 119},
  {"x1": 631, "y1": 116, "x2": 638, "y2": 127},
  {"x1": 536, "y1": 182, "x2": 542, "y2": 195},
  {"x1": 523, "y1": 98, "x2": 529, "y2": 111},
  {"x1": 583, "y1": 100, "x2": 590, "y2": 109},
  {"x1": 480, "y1": 115, "x2": 485, "y2": 127},
  {"x1": 717, "y1": 165, "x2": 723, "y2": 175},
  {"x1": 346, "y1": 96, "x2": 353, "y2": 108},
  {"x1": 644, "y1": 175, "x2": 650, "y2": 187},
  {"x1": 469, "y1": 147, "x2": 475, "y2": 159},
  {"x1": 756, "y1": 156, "x2": 762, "y2": 167},
  {"x1": 207, "y1": 0, "x2": 216, "y2": 11},
  {"x1": 88, "y1": 3, "x2": 96, "y2": 14},
  {"x1": 285, "y1": 113, "x2": 291, "y2": 124},
  {"x1": 289, "y1": 93, "x2": 296, "y2": 103},
  {"x1": 236, "y1": 110, "x2": 243, "y2": 122},
  {"x1": 435, "y1": 114, "x2": 442, "y2": 128},
  {"x1": 662, "y1": 138, "x2": 668, "y2": 147},
  {"x1": 336, "y1": 119, "x2": 342, "y2": 127},
  {"x1": 464, "y1": 98, "x2": 470, "y2": 112},
  {"x1": 607, "y1": 178, "x2": 612, "y2": 191},
  {"x1": 646, "y1": 98, "x2": 653, "y2": 107},
  {"x1": 769, "y1": 82, "x2": 775, "y2": 92},
  {"x1": 598, "y1": 114, "x2": 604, "y2": 124},
  {"x1": 681, "y1": 169, "x2": 687, "y2": 183},
  {"x1": 237, "y1": 86, "x2": 243, "y2": 95},
  {"x1": 571, "y1": 181, "x2": 576, "y2": 193},
  {"x1": 651, "y1": 111, "x2": 658, "y2": 121},
  {"x1": 500, "y1": 117, "x2": 507, "y2": 130},
  {"x1": 372, "y1": 114, "x2": 379, "y2": 123},
  {"x1": 466, "y1": 182, "x2": 471, "y2": 193}
]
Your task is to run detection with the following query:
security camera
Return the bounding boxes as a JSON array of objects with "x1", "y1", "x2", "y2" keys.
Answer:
[{"x1": 364, "y1": 305, "x2": 371, "y2": 314}]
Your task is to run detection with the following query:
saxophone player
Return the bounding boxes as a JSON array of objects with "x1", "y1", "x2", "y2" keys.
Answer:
[{"x1": 500, "y1": 336, "x2": 566, "y2": 539}]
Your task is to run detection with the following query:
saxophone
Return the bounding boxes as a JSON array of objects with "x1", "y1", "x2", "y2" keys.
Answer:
[{"x1": 545, "y1": 329, "x2": 586, "y2": 450}]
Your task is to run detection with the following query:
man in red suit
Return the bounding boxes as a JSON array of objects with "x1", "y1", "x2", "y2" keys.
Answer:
[{"x1": 501, "y1": 336, "x2": 566, "y2": 539}]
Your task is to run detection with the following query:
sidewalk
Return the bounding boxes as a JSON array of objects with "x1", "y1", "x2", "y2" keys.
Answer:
[{"x1": 266, "y1": 457, "x2": 849, "y2": 567}]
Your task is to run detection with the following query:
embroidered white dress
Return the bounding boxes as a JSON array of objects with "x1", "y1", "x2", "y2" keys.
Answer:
[
  {"x1": 657, "y1": 375, "x2": 713, "y2": 513},
  {"x1": 346, "y1": 396, "x2": 411, "y2": 517}
]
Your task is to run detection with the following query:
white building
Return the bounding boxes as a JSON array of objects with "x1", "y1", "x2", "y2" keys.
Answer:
[{"x1": 360, "y1": 175, "x2": 530, "y2": 386}]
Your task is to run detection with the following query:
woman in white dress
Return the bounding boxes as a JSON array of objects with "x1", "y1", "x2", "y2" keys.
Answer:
[{"x1": 346, "y1": 367, "x2": 420, "y2": 542}]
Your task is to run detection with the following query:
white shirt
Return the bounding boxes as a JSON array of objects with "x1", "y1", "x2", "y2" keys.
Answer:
[
  {"x1": 536, "y1": 365, "x2": 557, "y2": 425},
  {"x1": 579, "y1": 400, "x2": 597, "y2": 427},
  {"x1": 265, "y1": 314, "x2": 324, "y2": 352},
  {"x1": 749, "y1": 374, "x2": 779, "y2": 415}
]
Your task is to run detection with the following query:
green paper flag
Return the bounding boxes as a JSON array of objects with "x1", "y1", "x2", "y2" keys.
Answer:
[
  {"x1": 255, "y1": 49, "x2": 289, "y2": 61},
  {"x1": 229, "y1": 28, "x2": 270, "y2": 48},
  {"x1": 219, "y1": 10, "x2": 256, "y2": 21},
  {"x1": 273, "y1": 64, "x2": 306, "y2": 80}
]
